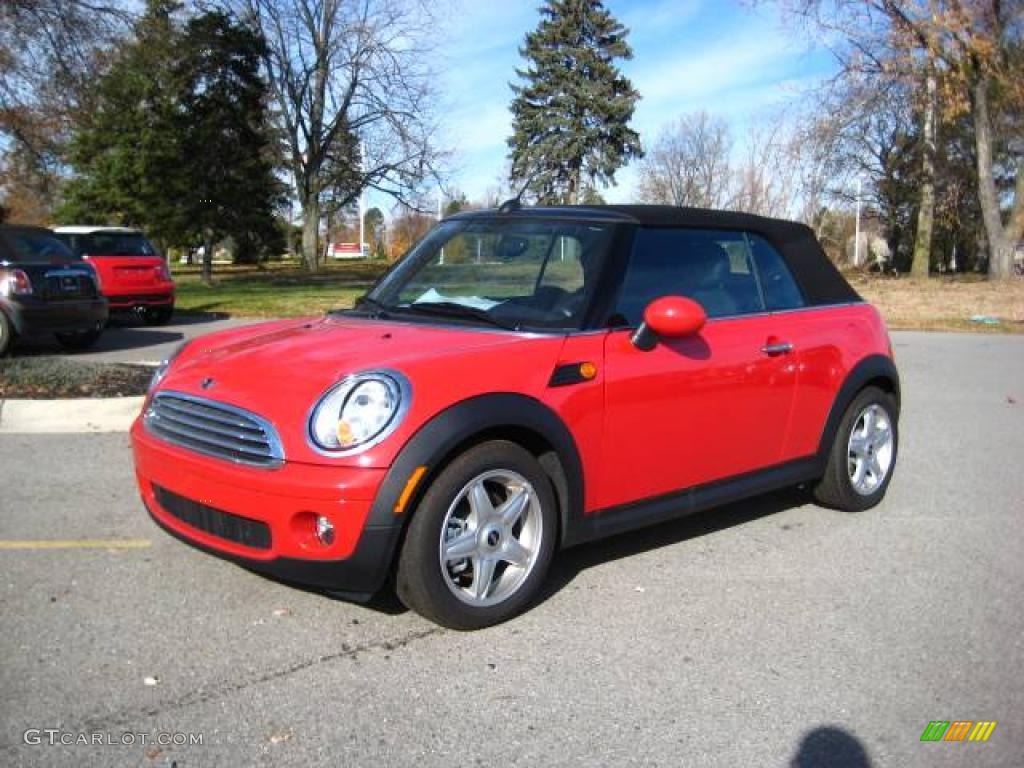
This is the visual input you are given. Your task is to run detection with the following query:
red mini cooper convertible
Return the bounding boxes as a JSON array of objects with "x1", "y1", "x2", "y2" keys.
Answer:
[{"x1": 132, "y1": 205, "x2": 899, "y2": 629}]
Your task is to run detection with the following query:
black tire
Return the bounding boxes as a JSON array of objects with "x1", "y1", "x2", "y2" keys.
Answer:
[
  {"x1": 55, "y1": 327, "x2": 102, "y2": 351},
  {"x1": 143, "y1": 305, "x2": 174, "y2": 326},
  {"x1": 814, "y1": 386, "x2": 898, "y2": 511},
  {"x1": 0, "y1": 310, "x2": 13, "y2": 356},
  {"x1": 395, "y1": 440, "x2": 558, "y2": 630}
]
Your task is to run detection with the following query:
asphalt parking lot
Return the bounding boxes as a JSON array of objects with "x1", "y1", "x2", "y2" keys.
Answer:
[
  {"x1": 16, "y1": 312, "x2": 262, "y2": 365},
  {"x1": 1, "y1": 331, "x2": 1021, "y2": 767}
]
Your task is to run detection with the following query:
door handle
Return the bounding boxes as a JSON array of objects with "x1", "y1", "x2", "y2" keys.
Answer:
[{"x1": 761, "y1": 341, "x2": 793, "y2": 356}]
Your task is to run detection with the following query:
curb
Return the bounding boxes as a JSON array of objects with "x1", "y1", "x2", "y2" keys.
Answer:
[{"x1": 0, "y1": 396, "x2": 144, "y2": 434}]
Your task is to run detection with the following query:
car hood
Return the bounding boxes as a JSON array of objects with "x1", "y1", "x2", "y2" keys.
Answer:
[{"x1": 155, "y1": 314, "x2": 569, "y2": 465}]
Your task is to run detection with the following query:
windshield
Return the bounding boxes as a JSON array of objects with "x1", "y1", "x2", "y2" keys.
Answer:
[
  {"x1": 59, "y1": 232, "x2": 158, "y2": 257},
  {"x1": 365, "y1": 218, "x2": 616, "y2": 331}
]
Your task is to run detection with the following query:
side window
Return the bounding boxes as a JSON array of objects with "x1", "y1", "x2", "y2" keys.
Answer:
[
  {"x1": 612, "y1": 228, "x2": 765, "y2": 324},
  {"x1": 748, "y1": 234, "x2": 805, "y2": 311}
]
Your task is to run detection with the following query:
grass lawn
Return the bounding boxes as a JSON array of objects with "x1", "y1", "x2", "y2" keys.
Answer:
[
  {"x1": 172, "y1": 258, "x2": 390, "y2": 317},
  {"x1": 849, "y1": 273, "x2": 1024, "y2": 333},
  {"x1": 170, "y1": 257, "x2": 1024, "y2": 333}
]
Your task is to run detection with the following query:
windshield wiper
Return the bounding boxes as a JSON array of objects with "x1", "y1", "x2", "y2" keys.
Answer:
[
  {"x1": 400, "y1": 301, "x2": 519, "y2": 331},
  {"x1": 338, "y1": 295, "x2": 391, "y2": 317}
]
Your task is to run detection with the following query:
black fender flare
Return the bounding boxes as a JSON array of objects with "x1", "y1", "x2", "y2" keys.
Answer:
[
  {"x1": 815, "y1": 354, "x2": 901, "y2": 464},
  {"x1": 364, "y1": 392, "x2": 585, "y2": 546}
]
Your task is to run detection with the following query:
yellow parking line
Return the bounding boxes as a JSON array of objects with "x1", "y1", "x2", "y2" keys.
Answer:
[{"x1": 0, "y1": 539, "x2": 152, "y2": 550}]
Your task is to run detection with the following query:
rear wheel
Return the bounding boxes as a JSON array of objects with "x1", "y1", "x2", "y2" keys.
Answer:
[
  {"x1": 0, "y1": 311, "x2": 13, "y2": 356},
  {"x1": 143, "y1": 305, "x2": 174, "y2": 326},
  {"x1": 396, "y1": 440, "x2": 557, "y2": 629},
  {"x1": 814, "y1": 386, "x2": 898, "y2": 511},
  {"x1": 55, "y1": 326, "x2": 102, "y2": 351}
]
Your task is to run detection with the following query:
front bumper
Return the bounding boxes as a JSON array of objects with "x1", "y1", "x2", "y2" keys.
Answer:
[
  {"x1": 131, "y1": 419, "x2": 400, "y2": 597},
  {"x1": 3, "y1": 296, "x2": 108, "y2": 336}
]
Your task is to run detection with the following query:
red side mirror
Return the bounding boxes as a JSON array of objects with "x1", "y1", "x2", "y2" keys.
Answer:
[{"x1": 631, "y1": 296, "x2": 706, "y2": 351}]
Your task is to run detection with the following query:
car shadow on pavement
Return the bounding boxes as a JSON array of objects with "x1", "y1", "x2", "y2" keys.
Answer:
[
  {"x1": 14, "y1": 327, "x2": 185, "y2": 357},
  {"x1": 263, "y1": 486, "x2": 816, "y2": 621},
  {"x1": 790, "y1": 725, "x2": 873, "y2": 767},
  {"x1": 537, "y1": 486, "x2": 813, "y2": 607},
  {"x1": 110, "y1": 308, "x2": 229, "y2": 326}
]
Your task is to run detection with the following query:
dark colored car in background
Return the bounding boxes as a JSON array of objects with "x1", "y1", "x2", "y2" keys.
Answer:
[
  {"x1": 54, "y1": 226, "x2": 175, "y2": 325},
  {"x1": 0, "y1": 225, "x2": 108, "y2": 355}
]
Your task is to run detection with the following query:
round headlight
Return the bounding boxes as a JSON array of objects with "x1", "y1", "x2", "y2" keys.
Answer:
[{"x1": 309, "y1": 372, "x2": 408, "y2": 453}]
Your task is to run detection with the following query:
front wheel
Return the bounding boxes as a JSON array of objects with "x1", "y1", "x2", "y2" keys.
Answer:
[
  {"x1": 396, "y1": 440, "x2": 557, "y2": 630},
  {"x1": 814, "y1": 386, "x2": 898, "y2": 511}
]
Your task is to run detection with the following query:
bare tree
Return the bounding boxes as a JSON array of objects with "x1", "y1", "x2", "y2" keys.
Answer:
[
  {"x1": 731, "y1": 117, "x2": 801, "y2": 218},
  {"x1": 231, "y1": 0, "x2": 445, "y2": 270},
  {"x1": 769, "y1": 0, "x2": 1023, "y2": 279},
  {"x1": 0, "y1": 0, "x2": 132, "y2": 219},
  {"x1": 636, "y1": 111, "x2": 733, "y2": 208}
]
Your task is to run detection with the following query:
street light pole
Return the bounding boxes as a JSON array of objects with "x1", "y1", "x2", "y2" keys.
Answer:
[
  {"x1": 854, "y1": 176, "x2": 862, "y2": 267},
  {"x1": 358, "y1": 190, "x2": 365, "y2": 258}
]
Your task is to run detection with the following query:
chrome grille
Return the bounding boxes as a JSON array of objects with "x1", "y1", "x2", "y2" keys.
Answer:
[{"x1": 145, "y1": 392, "x2": 284, "y2": 468}]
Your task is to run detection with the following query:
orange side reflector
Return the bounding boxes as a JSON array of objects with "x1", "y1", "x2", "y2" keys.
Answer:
[
  {"x1": 579, "y1": 362, "x2": 598, "y2": 380},
  {"x1": 394, "y1": 465, "x2": 428, "y2": 514}
]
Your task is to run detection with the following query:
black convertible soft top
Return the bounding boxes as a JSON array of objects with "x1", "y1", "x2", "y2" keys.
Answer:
[{"x1": 451, "y1": 204, "x2": 861, "y2": 307}]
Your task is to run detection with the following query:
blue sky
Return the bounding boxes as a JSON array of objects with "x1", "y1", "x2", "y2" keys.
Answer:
[{"x1": 427, "y1": 0, "x2": 837, "y2": 205}]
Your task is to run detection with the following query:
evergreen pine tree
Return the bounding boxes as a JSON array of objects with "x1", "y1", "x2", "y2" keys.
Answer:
[
  {"x1": 508, "y1": 0, "x2": 642, "y2": 204},
  {"x1": 176, "y1": 11, "x2": 284, "y2": 279},
  {"x1": 59, "y1": 0, "x2": 186, "y2": 241},
  {"x1": 59, "y1": 2, "x2": 283, "y2": 278}
]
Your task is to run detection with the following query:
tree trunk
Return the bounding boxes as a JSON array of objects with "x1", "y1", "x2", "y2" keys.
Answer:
[
  {"x1": 201, "y1": 229, "x2": 214, "y2": 285},
  {"x1": 285, "y1": 202, "x2": 295, "y2": 258},
  {"x1": 301, "y1": 193, "x2": 320, "y2": 271},
  {"x1": 911, "y1": 71, "x2": 936, "y2": 278},
  {"x1": 972, "y1": 75, "x2": 1023, "y2": 280}
]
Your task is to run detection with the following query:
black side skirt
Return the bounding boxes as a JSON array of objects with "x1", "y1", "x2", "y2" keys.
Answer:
[{"x1": 564, "y1": 456, "x2": 822, "y2": 547}]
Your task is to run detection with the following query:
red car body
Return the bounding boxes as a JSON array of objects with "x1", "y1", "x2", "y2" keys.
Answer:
[
  {"x1": 54, "y1": 227, "x2": 175, "y2": 322},
  {"x1": 131, "y1": 205, "x2": 900, "y2": 628}
]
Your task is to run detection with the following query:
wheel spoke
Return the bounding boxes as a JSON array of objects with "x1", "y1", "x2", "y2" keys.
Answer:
[
  {"x1": 472, "y1": 556, "x2": 497, "y2": 600},
  {"x1": 443, "y1": 530, "x2": 477, "y2": 562},
  {"x1": 872, "y1": 424, "x2": 891, "y2": 448},
  {"x1": 468, "y1": 481, "x2": 495, "y2": 524},
  {"x1": 497, "y1": 487, "x2": 529, "y2": 528},
  {"x1": 863, "y1": 407, "x2": 877, "y2": 435},
  {"x1": 848, "y1": 435, "x2": 870, "y2": 458},
  {"x1": 866, "y1": 454, "x2": 883, "y2": 483},
  {"x1": 501, "y1": 538, "x2": 531, "y2": 567},
  {"x1": 851, "y1": 457, "x2": 867, "y2": 488}
]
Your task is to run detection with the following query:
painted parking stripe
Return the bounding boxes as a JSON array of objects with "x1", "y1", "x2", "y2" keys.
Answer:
[{"x1": 0, "y1": 539, "x2": 152, "y2": 550}]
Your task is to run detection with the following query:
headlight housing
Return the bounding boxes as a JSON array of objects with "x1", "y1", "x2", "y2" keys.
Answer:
[
  {"x1": 149, "y1": 341, "x2": 189, "y2": 393},
  {"x1": 308, "y1": 371, "x2": 410, "y2": 454}
]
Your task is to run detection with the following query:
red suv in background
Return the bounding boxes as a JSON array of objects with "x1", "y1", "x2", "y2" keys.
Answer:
[
  {"x1": 55, "y1": 226, "x2": 175, "y2": 325},
  {"x1": 133, "y1": 205, "x2": 900, "y2": 629}
]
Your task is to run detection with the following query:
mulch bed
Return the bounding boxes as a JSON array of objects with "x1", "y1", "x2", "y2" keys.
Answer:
[{"x1": 0, "y1": 358, "x2": 153, "y2": 399}]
